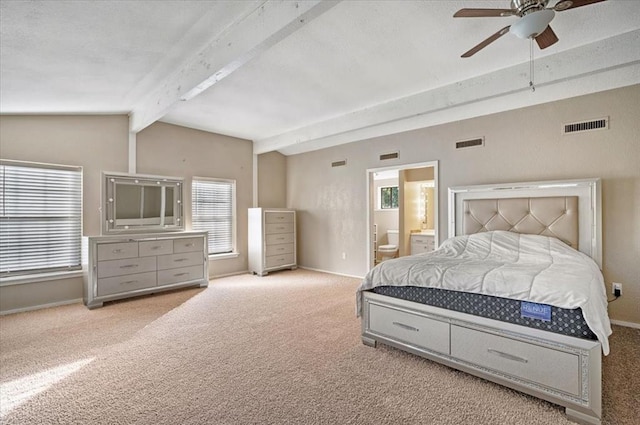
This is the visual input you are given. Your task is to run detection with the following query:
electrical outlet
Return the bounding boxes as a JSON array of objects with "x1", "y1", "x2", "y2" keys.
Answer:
[
  {"x1": 612, "y1": 282, "x2": 622, "y2": 297},
  {"x1": 341, "y1": 252, "x2": 346, "y2": 260}
]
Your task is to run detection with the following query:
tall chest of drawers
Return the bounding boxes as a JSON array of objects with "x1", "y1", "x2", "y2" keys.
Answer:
[
  {"x1": 83, "y1": 231, "x2": 209, "y2": 308},
  {"x1": 248, "y1": 208, "x2": 296, "y2": 276}
]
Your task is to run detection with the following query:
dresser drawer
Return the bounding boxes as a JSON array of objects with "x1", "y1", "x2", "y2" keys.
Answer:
[
  {"x1": 411, "y1": 235, "x2": 434, "y2": 246},
  {"x1": 410, "y1": 235, "x2": 435, "y2": 255},
  {"x1": 173, "y1": 237, "x2": 204, "y2": 253},
  {"x1": 368, "y1": 303, "x2": 450, "y2": 354},
  {"x1": 265, "y1": 253, "x2": 295, "y2": 269},
  {"x1": 97, "y1": 256, "x2": 157, "y2": 278},
  {"x1": 157, "y1": 251, "x2": 203, "y2": 271},
  {"x1": 97, "y1": 271, "x2": 157, "y2": 297},
  {"x1": 265, "y1": 233, "x2": 295, "y2": 245},
  {"x1": 157, "y1": 265, "x2": 204, "y2": 286},
  {"x1": 265, "y1": 212, "x2": 294, "y2": 224},
  {"x1": 265, "y1": 243, "x2": 294, "y2": 257},
  {"x1": 451, "y1": 325, "x2": 580, "y2": 396},
  {"x1": 139, "y1": 240, "x2": 173, "y2": 257},
  {"x1": 265, "y1": 222, "x2": 294, "y2": 234},
  {"x1": 411, "y1": 242, "x2": 434, "y2": 255},
  {"x1": 97, "y1": 242, "x2": 138, "y2": 261}
]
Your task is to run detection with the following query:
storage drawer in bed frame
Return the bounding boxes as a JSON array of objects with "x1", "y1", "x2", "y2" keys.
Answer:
[{"x1": 361, "y1": 291, "x2": 602, "y2": 425}]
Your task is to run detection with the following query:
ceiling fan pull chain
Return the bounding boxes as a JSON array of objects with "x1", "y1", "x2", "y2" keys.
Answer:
[{"x1": 529, "y1": 38, "x2": 535, "y2": 92}]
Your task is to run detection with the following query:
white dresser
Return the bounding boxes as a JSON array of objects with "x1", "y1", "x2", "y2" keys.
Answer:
[
  {"x1": 83, "y1": 231, "x2": 209, "y2": 308},
  {"x1": 248, "y1": 208, "x2": 296, "y2": 276},
  {"x1": 410, "y1": 233, "x2": 435, "y2": 254}
]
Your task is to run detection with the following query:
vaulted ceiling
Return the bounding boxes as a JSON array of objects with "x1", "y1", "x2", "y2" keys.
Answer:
[{"x1": 1, "y1": 1, "x2": 639, "y2": 155}]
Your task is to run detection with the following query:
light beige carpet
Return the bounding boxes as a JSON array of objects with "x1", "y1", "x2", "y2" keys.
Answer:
[{"x1": 0, "y1": 269, "x2": 637, "y2": 424}]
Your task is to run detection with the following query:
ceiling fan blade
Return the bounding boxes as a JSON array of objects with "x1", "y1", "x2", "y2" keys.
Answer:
[
  {"x1": 553, "y1": 0, "x2": 606, "y2": 12},
  {"x1": 535, "y1": 25, "x2": 559, "y2": 49},
  {"x1": 454, "y1": 9, "x2": 516, "y2": 18},
  {"x1": 461, "y1": 26, "x2": 511, "y2": 58}
]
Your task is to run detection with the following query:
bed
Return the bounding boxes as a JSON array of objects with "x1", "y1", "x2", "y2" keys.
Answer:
[{"x1": 357, "y1": 178, "x2": 611, "y2": 425}]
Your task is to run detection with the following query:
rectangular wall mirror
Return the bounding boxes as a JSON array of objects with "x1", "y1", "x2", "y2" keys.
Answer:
[{"x1": 102, "y1": 172, "x2": 184, "y2": 234}]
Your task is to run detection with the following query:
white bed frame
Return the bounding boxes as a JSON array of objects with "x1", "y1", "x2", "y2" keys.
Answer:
[{"x1": 361, "y1": 178, "x2": 603, "y2": 425}]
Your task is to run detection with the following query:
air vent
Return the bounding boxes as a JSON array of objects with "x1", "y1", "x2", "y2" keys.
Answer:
[
  {"x1": 331, "y1": 159, "x2": 347, "y2": 167},
  {"x1": 379, "y1": 152, "x2": 399, "y2": 161},
  {"x1": 456, "y1": 137, "x2": 484, "y2": 150},
  {"x1": 563, "y1": 117, "x2": 608, "y2": 135}
]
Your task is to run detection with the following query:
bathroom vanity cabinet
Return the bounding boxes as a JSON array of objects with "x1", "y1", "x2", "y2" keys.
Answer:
[{"x1": 410, "y1": 233, "x2": 435, "y2": 255}]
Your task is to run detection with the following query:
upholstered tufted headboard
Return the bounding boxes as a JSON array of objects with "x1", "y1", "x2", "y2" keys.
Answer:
[
  {"x1": 448, "y1": 179, "x2": 602, "y2": 267},
  {"x1": 463, "y1": 196, "x2": 578, "y2": 247}
]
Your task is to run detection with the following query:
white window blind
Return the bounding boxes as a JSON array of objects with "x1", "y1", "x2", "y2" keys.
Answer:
[
  {"x1": 192, "y1": 178, "x2": 235, "y2": 255},
  {"x1": 0, "y1": 160, "x2": 82, "y2": 276}
]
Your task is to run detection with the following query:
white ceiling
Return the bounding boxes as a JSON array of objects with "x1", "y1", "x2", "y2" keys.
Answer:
[{"x1": 1, "y1": 0, "x2": 639, "y2": 156}]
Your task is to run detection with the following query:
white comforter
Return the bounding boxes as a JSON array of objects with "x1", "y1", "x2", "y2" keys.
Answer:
[{"x1": 358, "y1": 231, "x2": 612, "y2": 354}]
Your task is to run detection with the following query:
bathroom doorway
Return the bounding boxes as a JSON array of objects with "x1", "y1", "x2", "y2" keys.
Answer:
[{"x1": 366, "y1": 161, "x2": 438, "y2": 270}]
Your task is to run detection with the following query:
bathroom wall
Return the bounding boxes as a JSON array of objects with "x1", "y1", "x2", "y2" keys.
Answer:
[{"x1": 373, "y1": 177, "x2": 399, "y2": 261}]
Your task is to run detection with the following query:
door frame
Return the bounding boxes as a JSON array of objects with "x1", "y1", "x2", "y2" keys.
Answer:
[{"x1": 366, "y1": 160, "x2": 439, "y2": 270}]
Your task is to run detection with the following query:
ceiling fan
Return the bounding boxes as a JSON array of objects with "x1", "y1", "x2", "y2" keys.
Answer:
[{"x1": 454, "y1": 0, "x2": 606, "y2": 58}]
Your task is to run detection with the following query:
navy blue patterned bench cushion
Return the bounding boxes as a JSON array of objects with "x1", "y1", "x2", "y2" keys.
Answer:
[{"x1": 369, "y1": 286, "x2": 597, "y2": 340}]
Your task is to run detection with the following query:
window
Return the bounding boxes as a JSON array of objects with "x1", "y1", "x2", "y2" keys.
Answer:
[
  {"x1": 379, "y1": 185, "x2": 399, "y2": 209},
  {"x1": 0, "y1": 160, "x2": 82, "y2": 277},
  {"x1": 191, "y1": 177, "x2": 236, "y2": 256}
]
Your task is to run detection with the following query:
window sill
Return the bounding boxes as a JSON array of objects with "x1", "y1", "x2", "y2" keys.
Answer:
[
  {"x1": 0, "y1": 270, "x2": 83, "y2": 287},
  {"x1": 208, "y1": 252, "x2": 240, "y2": 261}
]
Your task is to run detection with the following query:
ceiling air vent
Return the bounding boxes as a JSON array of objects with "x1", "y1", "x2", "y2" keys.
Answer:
[
  {"x1": 456, "y1": 137, "x2": 484, "y2": 150},
  {"x1": 563, "y1": 117, "x2": 608, "y2": 135},
  {"x1": 379, "y1": 151, "x2": 399, "y2": 161},
  {"x1": 331, "y1": 159, "x2": 347, "y2": 167}
]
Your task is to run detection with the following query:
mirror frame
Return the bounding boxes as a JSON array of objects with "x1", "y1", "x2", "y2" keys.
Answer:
[{"x1": 101, "y1": 172, "x2": 185, "y2": 234}]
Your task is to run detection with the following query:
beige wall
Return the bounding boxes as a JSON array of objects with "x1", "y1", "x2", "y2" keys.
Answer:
[
  {"x1": 0, "y1": 115, "x2": 129, "y2": 312},
  {"x1": 0, "y1": 115, "x2": 130, "y2": 235},
  {"x1": 136, "y1": 122, "x2": 253, "y2": 278},
  {"x1": 257, "y1": 151, "x2": 287, "y2": 208},
  {"x1": 0, "y1": 117, "x2": 255, "y2": 312},
  {"x1": 287, "y1": 85, "x2": 640, "y2": 324},
  {"x1": 1, "y1": 87, "x2": 638, "y2": 324}
]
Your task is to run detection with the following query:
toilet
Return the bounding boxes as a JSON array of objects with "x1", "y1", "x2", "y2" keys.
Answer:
[{"x1": 378, "y1": 230, "x2": 399, "y2": 262}]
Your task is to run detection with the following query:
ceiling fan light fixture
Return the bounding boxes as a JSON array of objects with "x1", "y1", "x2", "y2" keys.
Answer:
[
  {"x1": 554, "y1": 1, "x2": 573, "y2": 11},
  {"x1": 509, "y1": 9, "x2": 555, "y2": 39}
]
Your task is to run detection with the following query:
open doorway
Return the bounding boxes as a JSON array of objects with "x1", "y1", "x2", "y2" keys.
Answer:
[{"x1": 366, "y1": 161, "x2": 438, "y2": 270}]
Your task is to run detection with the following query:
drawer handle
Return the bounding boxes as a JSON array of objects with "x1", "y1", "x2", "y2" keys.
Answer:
[
  {"x1": 150, "y1": 246, "x2": 162, "y2": 250},
  {"x1": 120, "y1": 264, "x2": 139, "y2": 269},
  {"x1": 487, "y1": 349, "x2": 528, "y2": 364},
  {"x1": 120, "y1": 280, "x2": 138, "y2": 285},
  {"x1": 174, "y1": 258, "x2": 188, "y2": 262},
  {"x1": 185, "y1": 243, "x2": 194, "y2": 247},
  {"x1": 174, "y1": 272, "x2": 189, "y2": 277},
  {"x1": 392, "y1": 322, "x2": 419, "y2": 332},
  {"x1": 112, "y1": 249, "x2": 123, "y2": 253}
]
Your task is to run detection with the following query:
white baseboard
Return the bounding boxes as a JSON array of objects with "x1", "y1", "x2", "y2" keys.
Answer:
[
  {"x1": 1, "y1": 298, "x2": 82, "y2": 316},
  {"x1": 209, "y1": 270, "x2": 250, "y2": 280},
  {"x1": 0, "y1": 272, "x2": 251, "y2": 315},
  {"x1": 610, "y1": 319, "x2": 640, "y2": 329},
  {"x1": 298, "y1": 266, "x2": 364, "y2": 280}
]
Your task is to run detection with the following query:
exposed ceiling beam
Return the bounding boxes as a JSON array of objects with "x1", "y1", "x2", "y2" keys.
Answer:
[
  {"x1": 129, "y1": 0, "x2": 341, "y2": 133},
  {"x1": 254, "y1": 29, "x2": 640, "y2": 156}
]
